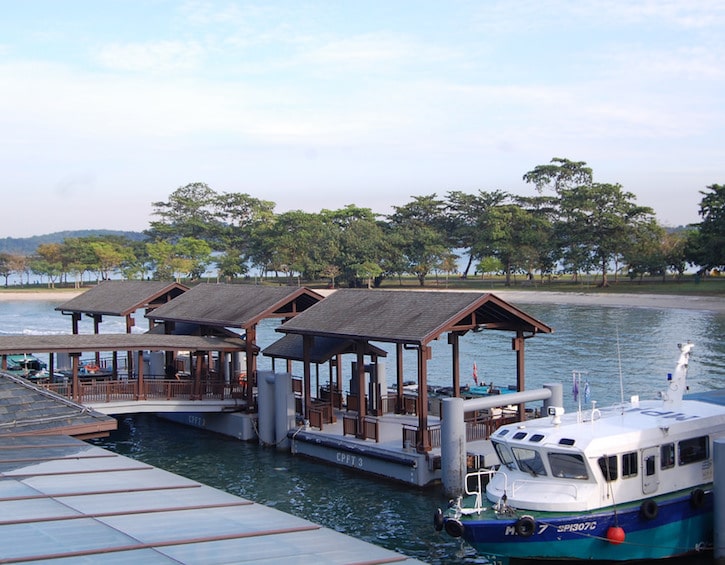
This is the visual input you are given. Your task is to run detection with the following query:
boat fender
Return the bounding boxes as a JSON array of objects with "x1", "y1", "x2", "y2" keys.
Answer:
[
  {"x1": 514, "y1": 515, "x2": 536, "y2": 537},
  {"x1": 690, "y1": 488, "x2": 706, "y2": 509},
  {"x1": 640, "y1": 499, "x2": 658, "y2": 520},
  {"x1": 444, "y1": 518, "x2": 465, "y2": 538},
  {"x1": 433, "y1": 509, "x2": 444, "y2": 532}
]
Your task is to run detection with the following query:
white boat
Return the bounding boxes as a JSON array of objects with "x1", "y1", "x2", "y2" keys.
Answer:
[{"x1": 437, "y1": 342, "x2": 722, "y2": 561}]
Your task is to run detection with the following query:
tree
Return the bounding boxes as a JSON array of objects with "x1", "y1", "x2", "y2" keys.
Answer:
[
  {"x1": 0, "y1": 253, "x2": 12, "y2": 287},
  {"x1": 388, "y1": 195, "x2": 449, "y2": 286},
  {"x1": 146, "y1": 182, "x2": 223, "y2": 243},
  {"x1": 444, "y1": 190, "x2": 509, "y2": 278},
  {"x1": 686, "y1": 184, "x2": 725, "y2": 271},
  {"x1": 322, "y1": 205, "x2": 386, "y2": 287},
  {"x1": 30, "y1": 243, "x2": 63, "y2": 287}
]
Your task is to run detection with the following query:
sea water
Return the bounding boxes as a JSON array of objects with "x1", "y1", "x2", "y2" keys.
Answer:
[{"x1": 1, "y1": 297, "x2": 723, "y2": 564}]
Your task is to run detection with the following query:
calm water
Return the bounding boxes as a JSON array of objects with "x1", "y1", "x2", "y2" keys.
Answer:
[{"x1": 1, "y1": 296, "x2": 723, "y2": 564}]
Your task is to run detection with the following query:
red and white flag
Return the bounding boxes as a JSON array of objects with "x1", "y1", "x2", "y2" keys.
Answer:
[{"x1": 472, "y1": 362, "x2": 479, "y2": 385}]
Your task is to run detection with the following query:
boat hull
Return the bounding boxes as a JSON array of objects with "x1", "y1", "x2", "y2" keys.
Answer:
[{"x1": 443, "y1": 490, "x2": 712, "y2": 561}]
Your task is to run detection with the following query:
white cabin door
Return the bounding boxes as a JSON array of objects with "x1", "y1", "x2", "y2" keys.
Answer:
[{"x1": 642, "y1": 447, "x2": 659, "y2": 494}]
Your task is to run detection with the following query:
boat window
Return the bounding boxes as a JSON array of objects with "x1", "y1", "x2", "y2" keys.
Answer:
[
  {"x1": 645, "y1": 454, "x2": 656, "y2": 476},
  {"x1": 511, "y1": 447, "x2": 547, "y2": 477},
  {"x1": 548, "y1": 452, "x2": 589, "y2": 480},
  {"x1": 513, "y1": 431, "x2": 527, "y2": 440},
  {"x1": 529, "y1": 434, "x2": 544, "y2": 443},
  {"x1": 678, "y1": 436, "x2": 709, "y2": 466},
  {"x1": 497, "y1": 429, "x2": 510, "y2": 437},
  {"x1": 492, "y1": 441, "x2": 516, "y2": 470},
  {"x1": 598, "y1": 455, "x2": 618, "y2": 482},
  {"x1": 622, "y1": 452, "x2": 638, "y2": 478},
  {"x1": 661, "y1": 443, "x2": 675, "y2": 470},
  {"x1": 559, "y1": 438, "x2": 576, "y2": 446}
]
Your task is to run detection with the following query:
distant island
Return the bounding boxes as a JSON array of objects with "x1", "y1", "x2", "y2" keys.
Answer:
[{"x1": 0, "y1": 230, "x2": 145, "y2": 255}]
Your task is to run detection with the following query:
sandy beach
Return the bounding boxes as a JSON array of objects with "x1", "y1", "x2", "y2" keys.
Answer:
[{"x1": 0, "y1": 288, "x2": 722, "y2": 314}]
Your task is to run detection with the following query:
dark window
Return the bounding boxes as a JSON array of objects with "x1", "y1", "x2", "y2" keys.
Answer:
[
  {"x1": 513, "y1": 431, "x2": 527, "y2": 440},
  {"x1": 661, "y1": 443, "x2": 675, "y2": 470},
  {"x1": 679, "y1": 436, "x2": 709, "y2": 466},
  {"x1": 559, "y1": 438, "x2": 576, "y2": 446},
  {"x1": 529, "y1": 434, "x2": 544, "y2": 443},
  {"x1": 549, "y1": 452, "x2": 589, "y2": 480},
  {"x1": 622, "y1": 452, "x2": 638, "y2": 478},
  {"x1": 598, "y1": 455, "x2": 618, "y2": 481},
  {"x1": 645, "y1": 454, "x2": 656, "y2": 476}
]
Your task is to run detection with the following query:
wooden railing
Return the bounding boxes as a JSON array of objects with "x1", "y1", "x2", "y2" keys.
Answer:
[{"x1": 40, "y1": 379, "x2": 247, "y2": 404}]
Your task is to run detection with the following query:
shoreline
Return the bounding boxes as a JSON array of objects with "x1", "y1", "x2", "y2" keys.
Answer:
[{"x1": 0, "y1": 288, "x2": 723, "y2": 314}]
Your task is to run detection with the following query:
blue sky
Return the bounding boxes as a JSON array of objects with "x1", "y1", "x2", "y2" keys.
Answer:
[{"x1": 1, "y1": 1, "x2": 723, "y2": 237}]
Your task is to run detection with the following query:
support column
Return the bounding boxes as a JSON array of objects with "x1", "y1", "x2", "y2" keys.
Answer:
[
  {"x1": 356, "y1": 344, "x2": 366, "y2": 439},
  {"x1": 245, "y1": 324, "x2": 257, "y2": 407},
  {"x1": 417, "y1": 345, "x2": 431, "y2": 452},
  {"x1": 449, "y1": 332, "x2": 461, "y2": 397},
  {"x1": 303, "y1": 335, "x2": 312, "y2": 419},
  {"x1": 137, "y1": 350, "x2": 145, "y2": 400},
  {"x1": 441, "y1": 397, "x2": 466, "y2": 497},
  {"x1": 514, "y1": 332, "x2": 526, "y2": 421},
  {"x1": 396, "y1": 343, "x2": 404, "y2": 413}
]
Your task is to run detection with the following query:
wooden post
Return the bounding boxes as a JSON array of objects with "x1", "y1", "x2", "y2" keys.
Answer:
[
  {"x1": 514, "y1": 331, "x2": 526, "y2": 421},
  {"x1": 417, "y1": 345, "x2": 431, "y2": 452},
  {"x1": 303, "y1": 335, "x2": 312, "y2": 419},
  {"x1": 396, "y1": 343, "x2": 404, "y2": 413},
  {"x1": 245, "y1": 324, "x2": 256, "y2": 407},
  {"x1": 356, "y1": 344, "x2": 366, "y2": 439},
  {"x1": 449, "y1": 331, "x2": 461, "y2": 397},
  {"x1": 137, "y1": 350, "x2": 145, "y2": 400}
]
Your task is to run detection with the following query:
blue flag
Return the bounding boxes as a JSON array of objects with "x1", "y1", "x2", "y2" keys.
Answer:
[{"x1": 583, "y1": 381, "x2": 591, "y2": 404}]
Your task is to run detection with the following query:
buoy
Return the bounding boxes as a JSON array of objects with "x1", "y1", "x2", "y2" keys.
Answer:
[{"x1": 606, "y1": 526, "x2": 626, "y2": 545}]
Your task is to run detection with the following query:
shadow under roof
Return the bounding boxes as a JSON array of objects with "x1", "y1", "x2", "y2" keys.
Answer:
[
  {"x1": 262, "y1": 334, "x2": 387, "y2": 364},
  {"x1": 56, "y1": 280, "x2": 188, "y2": 317},
  {"x1": 147, "y1": 283, "x2": 324, "y2": 329},
  {"x1": 277, "y1": 289, "x2": 553, "y2": 345}
]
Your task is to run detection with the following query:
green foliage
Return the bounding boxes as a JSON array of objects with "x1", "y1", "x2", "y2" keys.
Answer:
[{"x1": 2, "y1": 168, "x2": 721, "y2": 288}]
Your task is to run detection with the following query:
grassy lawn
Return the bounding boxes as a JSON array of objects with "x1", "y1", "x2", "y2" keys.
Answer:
[{"x1": 371, "y1": 274, "x2": 725, "y2": 298}]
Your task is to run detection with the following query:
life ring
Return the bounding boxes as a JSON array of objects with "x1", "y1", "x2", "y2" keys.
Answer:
[
  {"x1": 237, "y1": 373, "x2": 247, "y2": 385},
  {"x1": 515, "y1": 515, "x2": 536, "y2": 537},
  {"x1": 690, "y1": 488, "x2": 706, "y2": 509},
  {"x1": 85, "y1": 364, "x2": 100, "y2": 373},
  {"x1": 444, "y1": 518, "x2": 464, "y2": 538},
  {"x1": 640, "y1": 499, "x2": 658, "y2": 520},
  {"x1": 433, "y1": 508, "x2": 444, "y2": 532}
]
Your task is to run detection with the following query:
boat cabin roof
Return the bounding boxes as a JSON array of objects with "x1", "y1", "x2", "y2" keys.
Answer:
[{"x1": 492, "y1": 397, "x2": 725, "y2": 456}]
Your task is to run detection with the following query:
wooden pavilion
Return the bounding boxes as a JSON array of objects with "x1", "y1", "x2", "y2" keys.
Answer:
[
  {"x1": 271, "y1": 289, "x2": 553, "y2": 452},
  {"x1": 146, "y1": 284, "x2": 324, "y2": 406}
]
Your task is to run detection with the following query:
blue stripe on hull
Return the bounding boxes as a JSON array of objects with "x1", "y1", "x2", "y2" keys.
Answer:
[{"x1": 459, "y1": 493, "x2": 712, "y2": 561}]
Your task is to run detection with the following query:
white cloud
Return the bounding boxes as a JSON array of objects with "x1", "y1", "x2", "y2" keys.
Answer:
[{"x1": 94, "y1": 40, "x2": 206, "y2": 73}]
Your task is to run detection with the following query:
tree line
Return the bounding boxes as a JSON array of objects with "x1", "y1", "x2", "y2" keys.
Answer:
[{"x1": 1, "y1": 158, "x2": 723, "y2": 288}]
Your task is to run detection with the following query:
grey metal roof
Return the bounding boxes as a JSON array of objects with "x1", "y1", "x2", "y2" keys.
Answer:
[
  {"x1": 262, "y1": 334, "x2": 387, "y2": 364},
  {"x1": 277, "y1": 289, "x2": 553, "y2": 345},
  {"x1": 0, "y1": 374, "x2": 116, "y2": 438},
  {"x1": 0, "y1": 334, "x2": 248, "y2": 355},
  {"x1": 147, "y1": 283, "x2": 324, "y2": 328},
  {"x1": 0, "y1": 435, "x2": 424, "y2": 564},
  {"x1": 55, "y1": 280, "x2": 188, "y2": 317}
]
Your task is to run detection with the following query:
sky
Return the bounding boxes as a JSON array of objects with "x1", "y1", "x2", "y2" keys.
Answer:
[{"x1": 1, "y1": 1, "x2": 723, "y2": 238}]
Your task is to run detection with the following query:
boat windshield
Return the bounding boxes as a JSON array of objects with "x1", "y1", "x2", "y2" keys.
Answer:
[
  {"x1": 492, "y1": 441, "x2": 516, "y2": 470},
  {"x1": 511, "y1": 447, "x2": 547, "y2": 476},
  {"x1": 548, "y1": 452, "x2": 589, "y2": 480}
]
